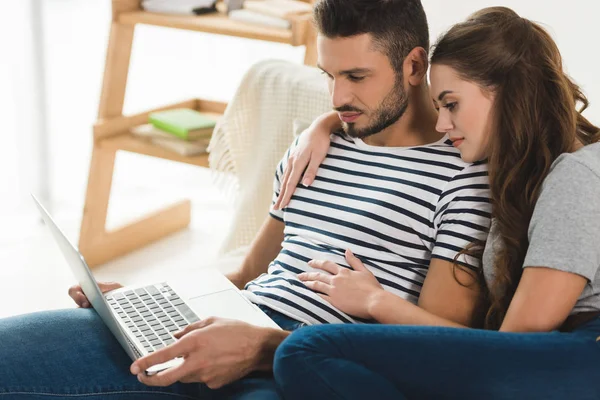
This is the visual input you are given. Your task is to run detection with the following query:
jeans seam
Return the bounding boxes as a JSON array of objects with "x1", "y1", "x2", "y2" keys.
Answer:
[{"x1": 0, "y1": 390, "x2": 199, "y2": 399}]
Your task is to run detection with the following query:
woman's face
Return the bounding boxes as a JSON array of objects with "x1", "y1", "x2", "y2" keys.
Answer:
[{"x1": 430, "y1": 64, "x2": 495, "y2": 163}]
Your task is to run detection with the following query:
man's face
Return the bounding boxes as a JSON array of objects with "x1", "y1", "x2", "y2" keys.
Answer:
[{"x1": 317, "y1": 33, "x2": 408, "y2": 139}]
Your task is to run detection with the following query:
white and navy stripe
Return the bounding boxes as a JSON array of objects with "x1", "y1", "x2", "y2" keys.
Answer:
[{"x1": 243, "y1": 132, "x2": 491, "y2": 325}]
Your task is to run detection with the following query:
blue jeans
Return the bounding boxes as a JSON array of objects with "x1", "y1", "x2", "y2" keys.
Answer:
[
  {"x1": 274, "y1": 318, "x2": 600, "y2": 400},
  {"x1": 0, "y1": 306, "x2": 303, "y2": 399}
]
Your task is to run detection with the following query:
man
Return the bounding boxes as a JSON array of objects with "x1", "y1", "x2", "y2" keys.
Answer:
[{"x1": 0, "y1": 1, "x2": 490, "y2": 399}]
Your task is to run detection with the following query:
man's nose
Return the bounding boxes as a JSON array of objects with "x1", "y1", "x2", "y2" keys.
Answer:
[{"x1": 331, "y1": 80, "x2": 354, "y2": 109}]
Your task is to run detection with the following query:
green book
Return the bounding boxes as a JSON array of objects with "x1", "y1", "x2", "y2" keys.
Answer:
[{"x1": 149, "y1": 108, "x2": 217, "y2": 140}]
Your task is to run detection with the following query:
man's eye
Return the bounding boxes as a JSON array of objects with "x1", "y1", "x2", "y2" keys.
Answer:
[
  {"x1": 443, "y1": 102, "x2": 457, "y2": 111},
  {"x1": 348, "y1": 75, "x2": 365, "y2": 82}
]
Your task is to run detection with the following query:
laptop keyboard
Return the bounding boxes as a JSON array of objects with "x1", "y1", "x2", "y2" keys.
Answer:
[{"x1": 106, "y1": 283, "x2": 201, "y2": 354}]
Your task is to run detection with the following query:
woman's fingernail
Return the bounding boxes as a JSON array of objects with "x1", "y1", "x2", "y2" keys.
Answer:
[
  {"x1": 131, "y1": 365, "x2": 140, "y2": 375},
  {"x1": 302, "y1": 178, "x2": 310, "y2": 187},
  {"x1": 82, "y1": 301, "x2": 89, "y2": 308}
]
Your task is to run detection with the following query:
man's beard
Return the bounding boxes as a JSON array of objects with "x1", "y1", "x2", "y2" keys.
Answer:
[{"x1": 338, "y1": 80, "x2": 408, "y2": 139}]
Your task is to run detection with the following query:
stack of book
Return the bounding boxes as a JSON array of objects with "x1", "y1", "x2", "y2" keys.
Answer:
[
  {"x1": 130, "y1": 108, "x2": 217, "y2": 156},
  {"x1": 142, "y1": 0, "x2": 218, "y2": 15},
  {"x1": 228, "y1": 0, "x2": 313, "y2": 29}
]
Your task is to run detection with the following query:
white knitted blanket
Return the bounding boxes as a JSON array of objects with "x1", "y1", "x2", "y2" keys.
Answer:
[{"x1": 208, "y1": 60, "x2": 331, "y2": 254}]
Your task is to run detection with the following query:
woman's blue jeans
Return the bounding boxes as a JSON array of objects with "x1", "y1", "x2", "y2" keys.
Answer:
[
  {"x1": 274, "y1": 317, "x2": 600, "y2": 400},
  {"x1": 0, "y1": 306, "x2": 302, "y2": 399}
]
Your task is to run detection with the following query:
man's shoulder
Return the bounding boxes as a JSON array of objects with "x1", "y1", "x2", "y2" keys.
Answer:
[
  {"x1": 328, "y1": 132, "x2": 488, "y2": 177},
  {"x1": 329, "y1": 130, "x2": 355, "y2": 144},
  {"x1": 405, "y1": 137, "x2": 489, "y2": 182}
]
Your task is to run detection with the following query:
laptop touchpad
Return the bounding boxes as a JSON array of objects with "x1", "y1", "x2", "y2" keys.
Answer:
[{"x1": 187, "y1": 289, "x2": 258, "y2": 322}]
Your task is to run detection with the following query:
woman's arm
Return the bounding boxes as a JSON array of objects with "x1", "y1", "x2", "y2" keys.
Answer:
[
  {"x1": 370, "y1": 258, "x2": 481, "y2": 328},
  {"x1": 499, "y1": 157, "x2": 598, "y2": 333},
  {"x1": 274, "y1": 111, "x2": 341, "y2": 210},
  {"x1": 300, "y1": 251, "x2": 481, "y2": 328},
  {"x1": 499, "y1": 267, "x2": 587, "y2": 332}
]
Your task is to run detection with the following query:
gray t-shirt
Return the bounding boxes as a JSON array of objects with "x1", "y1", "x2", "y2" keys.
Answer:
[{"x1": 482, "y1": 142, "x2": 600, "y2": 314}]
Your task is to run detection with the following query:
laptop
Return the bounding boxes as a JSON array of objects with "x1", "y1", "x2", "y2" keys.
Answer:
[{"x1": 31, "y1": 195, "x2": 280, "y2": 375}]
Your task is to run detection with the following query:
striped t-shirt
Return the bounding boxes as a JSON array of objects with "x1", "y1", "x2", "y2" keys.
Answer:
[{"x1": 242, "y1": 132, "x2": 491, "y2": 325}]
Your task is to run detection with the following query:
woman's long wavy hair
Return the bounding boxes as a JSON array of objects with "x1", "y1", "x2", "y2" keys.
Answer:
[{"x1": 431, "y1": 7, "x2": 600, "y2": 330}]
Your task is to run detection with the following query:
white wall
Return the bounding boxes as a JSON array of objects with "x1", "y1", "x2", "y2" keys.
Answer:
[
  {"x1": 423, "y1": 0, "x2": 600, "y2": 123},
  {"x1": 0, "y1": 0, "x2": 598, "y2": 221},
  {"x1": 0, "y1": 1, "x2": 45, "y2": 211}
]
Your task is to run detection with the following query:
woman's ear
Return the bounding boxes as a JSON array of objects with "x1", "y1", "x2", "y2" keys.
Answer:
[{"x1": 404, "y1": 47, "x2": 429, "y2": 87}]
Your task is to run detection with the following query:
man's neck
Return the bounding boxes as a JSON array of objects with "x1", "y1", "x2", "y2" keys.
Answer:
[{"x1": 363, "y1": 89, "x2": 442, "y2": 148}]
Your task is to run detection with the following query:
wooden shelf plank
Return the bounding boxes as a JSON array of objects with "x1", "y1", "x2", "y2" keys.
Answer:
[
  {"x1": 119, "y1": 11, "x2": 298, "y2": 45},
  {"x1": 99, "y1": 133, "x2": 211, "y2": 167},
  {"x1": 94, "y1": 99, "x2": 227, "y2": 140}
]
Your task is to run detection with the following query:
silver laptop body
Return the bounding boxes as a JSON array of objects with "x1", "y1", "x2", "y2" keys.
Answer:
[{"x1": 32, "y1": 195, "x2": 280, "y2": 374}]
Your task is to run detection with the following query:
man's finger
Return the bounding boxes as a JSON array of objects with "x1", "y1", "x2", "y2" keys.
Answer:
[
  {"x1": 99, "y1": 282, "x2": 123, "y2": 293},
  {"x1": 172, "y1": 318, "x2": 213, "y2": 339},
  {"x1": 298, "y1": 272, "x2": 332, "y2": 284},
  {"x1": 137, "y1": 359, "x2": 195, "y2": 387},
  {"x1": 308, "y1": 260, "x2": 340, "y2": 275},
  {"x1": 179, "y1": 372, "x2": 200, "y2": 384},
  {"x1": 172, "y1": 326, "x2": 193, "y2": 339},
  {"x1": 68, "y1": 285, "x2": 81, "y2": 299},
  {"x1": 345, "y1": 249, "x2": 367, "y2": 271},
  {"x1": 77, "y1": 293, "x2": 90, "y2": 308},
  {"x1": 131, "y1": 339, "x2": 191, "y2": 375},
  {"x1": 302, "y1": 280, "x2": 332, "y2": 295},
  {"x1": 68, "y1": 286, "x2": 88, "y2": 307}
]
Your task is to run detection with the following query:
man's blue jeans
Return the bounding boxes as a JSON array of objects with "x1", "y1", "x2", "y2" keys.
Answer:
[
  {"x1": 274, "y1": 317, "x2": 600, "y2": 400},
  {"x1": 0, "y1": 306, "x2": 303, "y2": 399}
]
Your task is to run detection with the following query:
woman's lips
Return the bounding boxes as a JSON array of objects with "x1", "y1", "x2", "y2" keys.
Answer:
[{"x1": 450, "y1": 138, "x2": 465, "y2": 147}]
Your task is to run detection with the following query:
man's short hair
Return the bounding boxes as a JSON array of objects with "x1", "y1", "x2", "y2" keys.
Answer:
[{"x1": 314, "y1": 0, "x2": 429, "y2": 76}]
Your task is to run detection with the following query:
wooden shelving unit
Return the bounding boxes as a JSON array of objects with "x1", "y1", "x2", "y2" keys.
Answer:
[
  {"x1": 118, "y1": 10, "x2": 313, "y2": 46},
  {"x1": 79, "y1": 0, "x2": 316, "y2": 267}
]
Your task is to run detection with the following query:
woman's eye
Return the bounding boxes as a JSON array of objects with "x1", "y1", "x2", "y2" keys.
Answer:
[
  {"x1": 348, "y1": 75, "x2": 365, "y2": 82},
  {"x1": 443, "y1": 102, "x2": 457, "y2": 111}
]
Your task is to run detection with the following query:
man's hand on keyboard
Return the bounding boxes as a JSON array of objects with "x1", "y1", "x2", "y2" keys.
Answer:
[
  {"x1": 68, "y1": 282, "x2": 123, "y2": 308},
  {"x1": 130, "y1": 317, "x2": 289, "y2": 389}
]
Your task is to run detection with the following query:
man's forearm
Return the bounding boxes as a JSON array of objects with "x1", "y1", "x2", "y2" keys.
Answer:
[{"x1": 226, "y1": 216, "x2": 285, "y2": 289}]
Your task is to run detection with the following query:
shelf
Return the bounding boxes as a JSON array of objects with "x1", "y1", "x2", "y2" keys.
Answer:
[
  {"x1": 99, "y1": 132, "x2": 211, "y2": 167},
  {"x1": 95, "y1": 98, "x2": 225, "y2": 167},
  {"x1": 78, "y1": 0, "x2": 317, "y2": 267},
  {"x1": 118, "y1": 10, "x2": 311, "y2": 46}
]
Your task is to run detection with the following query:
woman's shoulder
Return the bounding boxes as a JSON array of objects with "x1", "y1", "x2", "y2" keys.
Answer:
[{"x1": 547, "y1": 142, "x2": 600, "y2": 183}]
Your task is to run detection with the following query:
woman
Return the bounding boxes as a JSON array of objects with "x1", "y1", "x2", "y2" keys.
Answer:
[{"x1": 273, "y1": 7, "x2": 600, "y2": 400}]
